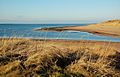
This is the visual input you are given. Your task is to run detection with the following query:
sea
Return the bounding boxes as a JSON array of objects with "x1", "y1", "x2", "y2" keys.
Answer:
[{"x1": 0, "y1": 24, "x2": 120, "y2": 42}]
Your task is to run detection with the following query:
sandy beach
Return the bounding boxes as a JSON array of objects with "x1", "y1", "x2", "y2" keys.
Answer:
[{"x1": 36, "y1": 20, "x2": 120, "y2": 37}]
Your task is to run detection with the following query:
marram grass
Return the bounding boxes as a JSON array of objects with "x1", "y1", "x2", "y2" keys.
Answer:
[{"x1": 0, "y1": 38, "x2": 120, "y2": 77}]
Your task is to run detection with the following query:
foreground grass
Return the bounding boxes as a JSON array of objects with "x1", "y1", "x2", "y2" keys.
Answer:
[{"x1": 0, "y1": 38, "x2": 120, "y2": 77}]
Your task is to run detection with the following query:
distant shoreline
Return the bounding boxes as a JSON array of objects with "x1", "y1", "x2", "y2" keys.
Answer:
[{"x1": 35, "y1": 20, "x2": 120, "y2": 37}]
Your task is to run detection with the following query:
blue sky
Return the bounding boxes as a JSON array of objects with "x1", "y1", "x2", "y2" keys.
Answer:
[{"x1": 0, "y1": 0, "x2": 120, "y2": 23}]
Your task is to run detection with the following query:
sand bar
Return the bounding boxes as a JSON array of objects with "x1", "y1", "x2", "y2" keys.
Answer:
[{"x1": 35, "y1": 20, "x2": 120, "y2": 37}]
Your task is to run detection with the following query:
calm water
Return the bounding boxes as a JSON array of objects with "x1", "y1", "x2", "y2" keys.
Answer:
[{"x1": 0, "y1": 24, "x2": 120, "y2": 42}]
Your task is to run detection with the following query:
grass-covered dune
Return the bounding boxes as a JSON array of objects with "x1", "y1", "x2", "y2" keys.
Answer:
[{"x1": 0, "y1": 38, "x2": 120, "y2": 77}]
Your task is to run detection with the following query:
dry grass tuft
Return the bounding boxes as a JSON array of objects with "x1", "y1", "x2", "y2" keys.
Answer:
[{"x1": 0, "y1": 38, "x2": 120, "y2": 77}]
